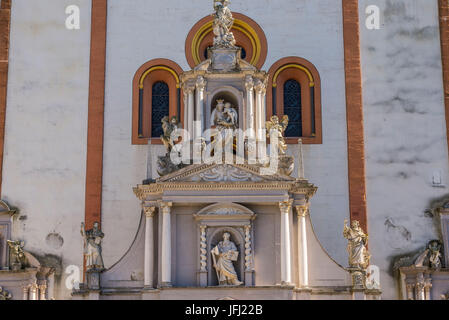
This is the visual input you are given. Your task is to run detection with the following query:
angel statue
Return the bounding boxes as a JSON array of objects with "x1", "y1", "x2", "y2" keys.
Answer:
[
  {"x1": 212, "y1": 0, "x2": 236, "y2": 47},
  {"x1": 343, "y1": 219, "x2": 371, "y2": 270},
  {"x1": 266, "y1": 115, "x2": 289, "y2": 155},
  {"x1": 7, "y1": 240, "x2": 26, "y2": 269},
  {"x1": 81, "y1": 222, "x2": 105, "y2": 271},
  {"x1": 161, "y1": 116, "x2": 180, "y2": 153}
]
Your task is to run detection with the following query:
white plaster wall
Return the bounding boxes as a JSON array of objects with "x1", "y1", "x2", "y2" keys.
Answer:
[
  {"x1": 2, "y1": 0, "x2": 92, "y2": 299},
  {"x1": 102, "y1": 0, "x2": 349, "y2": 272},
  {"x1": 359, "y1": 0, "x2": 449, "y2": 299}
]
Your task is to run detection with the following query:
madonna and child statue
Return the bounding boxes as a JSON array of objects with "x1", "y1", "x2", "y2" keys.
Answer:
[{"x1": 211, "y1": 232, "x2": 243, "y2": 286}]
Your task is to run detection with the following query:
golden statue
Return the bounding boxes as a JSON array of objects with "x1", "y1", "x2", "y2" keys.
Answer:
[
  {"x1": 343, "y1": 219, "x2": 371, "y2": 269},
  {"x1": 266, "y1": 115, "x2": 289, "y2": 155}
]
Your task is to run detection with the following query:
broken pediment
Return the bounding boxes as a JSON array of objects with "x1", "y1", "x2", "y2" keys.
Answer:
[{"x1": 156, "y1": 163, "x2": 296, "y2": 183}]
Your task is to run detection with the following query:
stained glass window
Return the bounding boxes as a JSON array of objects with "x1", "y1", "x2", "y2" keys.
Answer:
[
  {"x1": 151, "y1": 81, "x2": 169, "y2": 138},
  {"x1": 283, "y1": 79, "x2": 302, "y2": 137}
]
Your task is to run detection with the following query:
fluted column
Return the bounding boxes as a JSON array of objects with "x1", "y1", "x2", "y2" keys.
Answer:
[
  {"x1": 195, "y1": 76, "x2": 206, "y2": 139},
  {"x1": 245, "y1": 76, "x2": 255, "y2": 138},
  {"x1": 254, "y1": 79, "x2": 266, "y2": 142},
  {"x1": 144, "y1": 206, "x2": 156, "y2": 288},
  {"x1": 296, "y1": 205, "x2": 309, "y2": 288},
  {"x1": 279, "y1": 199, "x2": 293, "y2": 285},
  {"x1": 405, "y1": 282, "x2": 415, "y2": 300},
  {"x1": 160, "y1": 202, "x2": 173, "y2": 287}
]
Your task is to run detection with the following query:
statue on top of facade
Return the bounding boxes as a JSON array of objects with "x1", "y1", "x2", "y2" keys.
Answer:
[
  {"x1": 81, "y1": 222, "x2": 105, "y2": 271},
  {"x1": 343, "y1": 219, "x2": 371, "y2": 270},
  {"x1": 7, "y1": 240, "x2": 26, "y2": 270},
  {"x1": 266, "y1": 115, "x2": 289, "y2": 155},
  {"x1": 414, "y1": 240, "x2": 443, "y2": 269},
  {"x1": 161, "y1": 116, "x2": 181, "y2": 153},
  {"x1": 212, "y1": 0, "x2": 236, "y2": 48},
  {"x1": 211, "y1": 232, "x2": 243, "y2": 286}
]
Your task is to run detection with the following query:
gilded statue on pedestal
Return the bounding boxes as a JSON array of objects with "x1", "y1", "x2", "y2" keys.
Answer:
[
  {"x1": 211, "y1": 232, "x2": 243, "y2": 286},
  {"x1": 343, "y1": 219, "x2": 371, "y2": 270},
  {"x1": 266, "y1": 115, "x2": 289, "y2": 155},
  {"x1": 81, "y1": 222, "x2": 105, "y2": 271}
]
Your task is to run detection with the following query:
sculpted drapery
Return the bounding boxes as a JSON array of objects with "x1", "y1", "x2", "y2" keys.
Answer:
[
  {"x1": 343, "y1": 220, "x2": 370, "y2": 269},
  {"x1": 211, "y1": 232, "x2": 243, "y2": 286}
]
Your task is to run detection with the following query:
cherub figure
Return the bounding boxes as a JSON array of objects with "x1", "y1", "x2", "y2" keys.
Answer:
[
  {"x1": 266, "y1": 115, "x2": 289, "y2": 155},
  {"x1": 161, "y1": 116, "x2": 180, "y2": 152}
]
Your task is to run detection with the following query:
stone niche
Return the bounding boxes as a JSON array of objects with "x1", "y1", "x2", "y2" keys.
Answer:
[{"x1": 193, "y1": 203, "x2": 255, "y2": 287}]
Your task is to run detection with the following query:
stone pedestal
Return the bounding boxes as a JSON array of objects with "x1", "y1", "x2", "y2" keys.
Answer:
[{"x1": 86, "y1": 269, "x2": 102, "y2": 291}]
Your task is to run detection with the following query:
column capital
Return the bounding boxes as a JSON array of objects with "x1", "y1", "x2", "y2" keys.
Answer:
[
  {"x1": 279, "y1": 199, "x2": 293, "y2": 213},
  {"x1": 158, "y1": 201, "x2": 173, "y2": 210},
  {"x1": 182, "y1": 83, "x2": 195, "y2": 94},
  {"x1": 254, "y1": 79, "x2": 267, "y2": 94},
  {"x1": 295, "y1": 204, "x2": 310, "y2": 217},
  {"x1": 245, "y1": 75, "x2": 254, "y2": 90},
  {"x1": 196, "y1": 76, "x2": 207, "y2": 89},
  {"x1": 143, "y1": 206, "x2": 156, "y2": 218}
]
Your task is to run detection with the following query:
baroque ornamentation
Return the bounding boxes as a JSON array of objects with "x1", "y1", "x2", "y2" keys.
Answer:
[
  {"x1": 211, "y1": 232, "x2": 242, "y2": 286},
  {"x1": 200, "y1": 225, "x2": 207, "y2": 272},
  {"x1": 197, "y1": 165, "x2": 261, "y2": 182},
  {"x1": 81, "y1": 222, "x2": 105, "y2": 271},
  {"x1": 244, "y1": 225, "x2": 252, "y2": 271},
  {"x1": 414, "y1": 240, "x2": 443, "y2": 269},
  {"x1": 0, "y1": 286, "x2": 12, "y2": 300},
  {"x1": 266, "y1": 115, "x2": 289, "y2": 156},
  {"x1": 343, "y1": 219, "x2": 371, "y2": 270}
]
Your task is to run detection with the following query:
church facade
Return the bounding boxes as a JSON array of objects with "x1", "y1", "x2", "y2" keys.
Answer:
[{"x1": 0, "y1": 0, "x2": 448, "y2": 300}]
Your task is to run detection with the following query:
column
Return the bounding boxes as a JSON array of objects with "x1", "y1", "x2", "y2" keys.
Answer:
[
  {"x1": 160, "y1": 202, "x2": 173, "y2": 287},
  {"x1": 29, "y1": 282, "x2": 38, "y2": 300},
  {"x1": 22, "y1": 285, "x2": 29, "y2": 301},
  {"x1": 245, "y1": 76, "x2": 255, "y2": 137},
  {"x1": 195, "y1": 76, "x2": 206, "y2": 139},
  {"x1": 183, "y1": 84, "x2": 195, "y2": 140},
  {"x1": 297, "y1": 138, "x2": 305, "y2": 179},
  {"x1": 424, "y1": 277, "x2": 432, "y2": 300},
  {"x1": 254, "y1": 79, "x2": 266, "y2": 142},
  {"x1": 47, "y1": 272, "x2": 55, "y2": 300},
  {"x1": 405, "y1": 282, "x2": 415, "y2": 300},
  {"x1": 199, "y1": 224, "x2": 208, "y2": 287},
  {"x1": 244, "y1": 225, "x2": 254, "y2": 286},
  {"x1": 279, "y1": 199, "x2": 293, "y2": 285},
  {"x1": 144, "y1": 206, "x2": 156, "y2": 288},
  {"x1": 39, "y1": 282, "x2": 47, "y2": 300},
  {"x1": 296, "y1": 205, "x2": 309, "y2": 288},
  {"x1": 416, "y1": 273, "x2": 425, "y2": 300}
]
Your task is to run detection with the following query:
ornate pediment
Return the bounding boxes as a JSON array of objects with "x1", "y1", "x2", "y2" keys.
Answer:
[{"x1": 157, "y1": 163, "x2": 296, "y2": 183}]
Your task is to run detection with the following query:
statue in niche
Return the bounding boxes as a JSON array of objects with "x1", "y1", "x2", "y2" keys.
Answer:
[
  {"x1": 161, "y1": 116, "x2": 181, "y2": 153},
  {"x1": 81, "y1": 222, "x2": 105, "y2": 271},
  {"x1": 266, "y1": 115, "x2": 289, "y2": 155},
  {"x1": 212, "y1": 0, "x2": 236, "y2": 48},
  {"x1": 7, "y1": 240, "x2": 25, "y2": 270},
  {"x1": 211, "y1": 99, "x2": 238, "y2": 131},
  {"x1": 211, "y1": 232, "x2": 243, "y2": 286},
  {"x1": 343, "y1": 219, "x2": 371, "y2": 270}
]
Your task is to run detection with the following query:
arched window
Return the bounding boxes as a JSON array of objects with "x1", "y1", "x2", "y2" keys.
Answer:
[
  {"x1": 132, "y1": 59, "x2": 184, "y2": 145},
  {"x1": 267, "y1": 57, "x2": 322, "y2": 144},
  {"x1": 283, "y1": 79, "x2": 302, "y2": 137},
  {"x1": 151, "y1": 82, "x2": 169, "y2": 138}
]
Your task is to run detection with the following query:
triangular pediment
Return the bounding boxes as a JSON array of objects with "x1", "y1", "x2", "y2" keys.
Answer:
[{"x1": 157, "y1": 163, "x2": 296, "y2": 183}]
